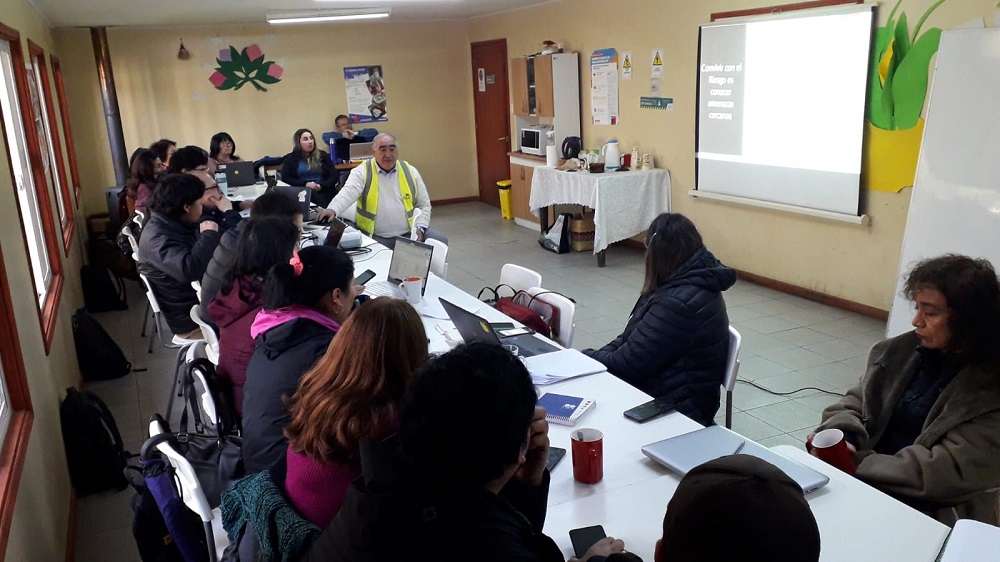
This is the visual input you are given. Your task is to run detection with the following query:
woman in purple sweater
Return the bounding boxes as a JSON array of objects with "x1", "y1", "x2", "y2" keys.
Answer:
[{"x1": 282, "y1": 298, "x2": 428, "y2": 527}]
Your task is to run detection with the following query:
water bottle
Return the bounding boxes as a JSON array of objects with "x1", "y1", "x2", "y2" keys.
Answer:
[{"x1": 215, "y1": 171, "x2": 228, "y2": 192}]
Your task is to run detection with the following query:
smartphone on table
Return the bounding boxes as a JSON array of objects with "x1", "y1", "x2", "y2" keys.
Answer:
[
  {"x1": 545, "y1": 446, "x2": 566, "y2": 472},
  {"x1": 623, "y1": 397, "x2": 676, "y2": 423},
  {"x1": 355, "y1": 269, "x2": 376, "y2": 285},
  {"x1": 569, "y1": 525, "x2": 607, "y2": 559}
]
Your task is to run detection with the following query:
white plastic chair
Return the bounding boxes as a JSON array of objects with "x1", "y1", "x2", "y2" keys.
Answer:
[
  {"x1": 524, "y1": 287, "x2": 576, "y2": 348},
  {"x1": 139, "y1": 273, "x2": 204, "y2": 353},
  {"x1": 425, "y1": 238, "x2": 449, "y2": 279},
  {"x1": 500, "y1": 264, "x2": 542, "y2": 293},
  {"x1": 123, "y1": 224, "x2": 154, "y2": 338},
  {"x1": 148, "y1": 418, "x2": 228, "y2": 562},
  {"x1": 190, "y1": 305, "x2": 220, "y2": 365},
  {"x1": 723, "y1": 326, "x2": 742, "y2": 429}
]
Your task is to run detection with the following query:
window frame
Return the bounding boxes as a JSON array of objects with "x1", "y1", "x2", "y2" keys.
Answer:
[
  {"x1": 49, "y1": 56, "x2": 81, "y2": 203},
  {"x1": 0, "y1": 22, "x2": 64, "y2": 354},
  {"x1": 26, "y1": 40, "x2": 74, "y2": 253}
]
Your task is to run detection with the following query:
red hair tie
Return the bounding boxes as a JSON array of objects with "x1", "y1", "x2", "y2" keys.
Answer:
[{"x1": 289, "y1": 251, "x2": 304, "y2": 277}]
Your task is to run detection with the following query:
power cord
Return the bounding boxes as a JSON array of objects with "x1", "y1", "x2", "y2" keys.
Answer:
[{"x1": 737, "y1": 378, "x2": 844, "y2": 397}]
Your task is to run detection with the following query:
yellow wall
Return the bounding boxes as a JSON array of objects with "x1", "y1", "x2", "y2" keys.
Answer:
[
  {"x1": 0, "y1": 0, "x2": 85, "y2": 560},
  {"x1": 55, "y1": 20, "x2": 480, "y2": 218},
  {"x1": 470, "y1": 0, "x2": 995, "y2": 310}
]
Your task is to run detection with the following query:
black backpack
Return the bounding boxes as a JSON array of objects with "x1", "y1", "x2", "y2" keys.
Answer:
[
  {"x1": 60, "y1": 387, "x2": 131, "y2": 496},
  {"x1": 73, "y1": 308, "x2": 132, "y2": 381},
  {"x1": 81, "y1": 263, "x2": 128, "y2": 313}
]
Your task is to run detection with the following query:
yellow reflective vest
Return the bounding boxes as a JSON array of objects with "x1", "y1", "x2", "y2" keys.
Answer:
[{"x1": 355, "y1": 159, "x2": 416, "y2": 236}]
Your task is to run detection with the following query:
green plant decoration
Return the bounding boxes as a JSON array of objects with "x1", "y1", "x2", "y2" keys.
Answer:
[
  {"x1": 868, "y1": 0, "x2": 946, "y2": 130},
  {"x1": 209, "y1": 44, "x2": 283, "y2": 92}
]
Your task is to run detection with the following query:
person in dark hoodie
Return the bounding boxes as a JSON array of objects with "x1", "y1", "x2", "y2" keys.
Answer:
[
  {"x1": 138, "y1": 173, "x2": 222, "y2": 339},
  {"x1": 303, "y1": 342, "x2": 637, "y2": 562},
  {"x1": 583, "y1": 213, "x2": 736, "y2": 426},
  {"x1": 199, "y1": 191, "x2": 304, "y2": 332},
  {"x1": 207, "y1": 217, "x2": 299, "y2": 418},
  {"x1": 241, "y1": 245, "x2": 357, "y2": 473}
]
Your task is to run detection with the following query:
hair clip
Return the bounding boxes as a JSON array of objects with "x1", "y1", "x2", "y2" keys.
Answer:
[{"x1": 289, "y1": 251, "x2": 304, "y2": 277}]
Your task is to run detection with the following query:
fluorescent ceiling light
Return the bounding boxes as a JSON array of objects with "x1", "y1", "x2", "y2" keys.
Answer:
[{"x1": 266, "y1": 8, "x2": 391, "y2": 24}]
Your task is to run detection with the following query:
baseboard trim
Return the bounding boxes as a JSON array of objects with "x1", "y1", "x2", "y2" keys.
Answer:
[
  {"x1": 734, "y1": 268, "x2": 889, "y2": 321},
  {"x1": 65, "y1": 491, "x2": 77, "y2": 562},
  {"x1": 432, "y1": 196, "x2": 481, "y2": 206}
]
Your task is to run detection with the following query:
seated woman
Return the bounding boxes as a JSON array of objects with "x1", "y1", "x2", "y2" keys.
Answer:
[
  {"x1": 149, "y1": 138, "x2": 176, "y2": 170},
  {"x1": 241, "y1": 245, "x2": 357, "y2": 474},
  {"x1": 811, "y1": 255, "x2": 1000, "y2": 525},
  {"x1": 208, "y1": 217, "x2": 299, "y2": 418},
  {"x1": 283, "y1": 298, "x2": 428, "y2": 527},
  {"x1": 126, "y1": 149, "x2": 164, "y2": 215},
  {"x1": 208, "y1": 131, "x2": 241, "y2": 174},
  {"x1": 582, "y1": 213, "x2": 736, "y2": 426},
  {"x1": 281, "y1": 128, "x2": 338, "y2": 208},
  {"x1": 137, "y1": 173, "x2": 222, "y2": 339}
]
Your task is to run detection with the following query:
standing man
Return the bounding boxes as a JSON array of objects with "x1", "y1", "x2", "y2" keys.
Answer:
[{"x1": 317, "y1": 133, "x2": 446, "y2": 247}]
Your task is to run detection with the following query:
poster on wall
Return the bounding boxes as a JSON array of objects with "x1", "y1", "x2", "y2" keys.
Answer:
[
  {"x1": 344, "y1": 65, "x2": 388, "y2": 123},
  {"x1": 591, "y1": 49, "x2": 619, "y2": 125}
]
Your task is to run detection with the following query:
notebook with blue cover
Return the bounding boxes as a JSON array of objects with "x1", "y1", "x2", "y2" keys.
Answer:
[{"x1": 537, "y1": 393, "x2": 596, "y2": 426}]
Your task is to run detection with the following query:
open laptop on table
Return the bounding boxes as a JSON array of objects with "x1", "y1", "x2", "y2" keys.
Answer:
[
  {"x1": 641, "y1": 425, "x2": 830, "y2": 494},
  {"x1": 219, "y1": 161, "x2": 256, "y2": 187},
  {"x1": 364, "y1": 237, "x2": 434, "y2": 298},
  {"x1": 349, "y1": 141, "x2": 374, "y2": 161},
  {"x1": 438, "y1": 297, "x2": 559, "y2": 358},
  {"x1": 273, "y1": 185, "x2": 315, "y2": 220}
]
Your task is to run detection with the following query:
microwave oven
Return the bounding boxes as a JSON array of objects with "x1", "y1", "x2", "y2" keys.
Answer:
[{"x1": 520, "y1": 125, "x2": 552, "y2": 156}]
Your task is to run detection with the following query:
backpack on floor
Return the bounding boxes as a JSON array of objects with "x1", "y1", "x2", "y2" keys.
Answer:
[
  {"x1": 61, "y1": 387, "x2": 131, "y2": 496},
  {"x1": 81, "y1": 263, "x2": 128, "y2": 313},
  {"x1": 73, "y1": 307, "x2": 132, "y2": 381}
]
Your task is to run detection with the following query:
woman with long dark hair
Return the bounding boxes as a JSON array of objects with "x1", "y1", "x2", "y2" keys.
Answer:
[
  {"x1": 241, "y1": 245, "x2": 357, "y2": 473},
  {"x1": 281, "y1": 128, "x2": 338, "y2": 207},
  {"x1": 583, "y1": 213, "x2": 736, "y2": 425},
  {"x1": 811, "y1": 255, "x2": 1000, "y2": 525},
  {"x1": 282, "y1": 298, "x2": 428, "y2": 526},
  {"x1": 126, "y1": 149, "x2": 164, "y2": 214}
]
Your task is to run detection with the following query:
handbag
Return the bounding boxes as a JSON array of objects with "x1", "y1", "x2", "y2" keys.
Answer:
[
  {"x1": 477, "y1": 285, "x2": 562, "y2": 339},
  {"x1": 538, "y1": 212, "x2": 572, "y2": 254}
]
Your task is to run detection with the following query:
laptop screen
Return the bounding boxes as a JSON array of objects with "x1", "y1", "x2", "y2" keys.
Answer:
[
  {"x1": 349, "y1": 142, "x2": 374, "y2": 160},
  {"x1": 388, "y1": 237, "x2": 434, "y2": 294},
  {"x1": 221, "y1": 161, "x2": 256, "y2": 187},
  {"x1": 274, "y1": 185, "x2": 312, "y2": 218}
]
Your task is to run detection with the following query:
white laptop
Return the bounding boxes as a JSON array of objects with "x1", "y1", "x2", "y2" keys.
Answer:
[
  {"x1": 641, "y1": 425, "x2": 830, "y2": 494},
  {"x1": 349, "y1": 141, "x2": 374, "y2": 161},
  {"x1": 364, "y1": 237, "x2": 434, "y2": 298}
]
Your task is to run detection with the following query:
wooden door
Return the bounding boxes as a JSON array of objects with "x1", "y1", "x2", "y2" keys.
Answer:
[
  {"x1": 472, "y1": 39, "x2": 512, "y2": 208},
  {"x1": 534, "y1": 54, "x2": 554, "y2": 117},
  {"x1": 510, "y1": 56, "x2": 528, "y2": 117}
]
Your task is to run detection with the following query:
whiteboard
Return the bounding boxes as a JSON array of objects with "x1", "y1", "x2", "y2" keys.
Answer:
[{"x1": 887, "y1": 29, "x2": 1000, "y2": 337}]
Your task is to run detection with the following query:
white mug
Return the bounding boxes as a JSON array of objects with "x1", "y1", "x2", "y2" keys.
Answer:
[{"x1": 399, "y1": 276, "x2": 422, "y2": 304}]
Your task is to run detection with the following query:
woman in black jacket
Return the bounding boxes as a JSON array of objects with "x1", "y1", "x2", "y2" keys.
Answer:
[
  {"x1": 241, "y1": 245, "x2": 357, "y2": 473},
  {"x1": 583, "y1": 213, "x2": 736, "y2": 426},
  {"x1": 281, "y1": 128, "x2": 339, "y2": 208}
]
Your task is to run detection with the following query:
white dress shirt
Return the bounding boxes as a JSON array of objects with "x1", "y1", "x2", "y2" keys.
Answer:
[{"x1": 327, "y1": 161, "x2": 432, "y2": 237}]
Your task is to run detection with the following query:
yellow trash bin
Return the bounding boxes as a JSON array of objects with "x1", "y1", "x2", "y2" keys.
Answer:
[{"x1": 497, "y1": 180, "x2": 514, "y2": 220}]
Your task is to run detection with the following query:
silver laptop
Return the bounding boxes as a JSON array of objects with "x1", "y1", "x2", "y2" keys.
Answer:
[
  {"x1": 273, "y1": 185, "x2": 312, "y2": 218},
  {"x1": 364, "y1": 237, "x2": 434, "y2": 298},
  {"x1": 349, "y1": 141, "x2": 374, "y2": 161},
  {"x1": 641, "y1": 425, "x2": 830, "y2": 494}
]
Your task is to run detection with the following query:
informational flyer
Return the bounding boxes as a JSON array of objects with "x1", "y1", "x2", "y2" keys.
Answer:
[
  {"x1": 344, "y1": 65, "x2": 388, "y2": 123},
  {"x1": 590, "y1": 49, "x2": 619, "y2": 125}
]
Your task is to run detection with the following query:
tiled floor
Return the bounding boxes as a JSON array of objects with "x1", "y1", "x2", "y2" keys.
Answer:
[{"x1": 75, "y1": 201, "x2": 886, "y2": 561}]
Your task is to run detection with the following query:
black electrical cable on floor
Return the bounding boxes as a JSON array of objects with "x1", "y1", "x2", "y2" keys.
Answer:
[{"x1": 737, "y1": 378, "x2": 844, "y2": 397}]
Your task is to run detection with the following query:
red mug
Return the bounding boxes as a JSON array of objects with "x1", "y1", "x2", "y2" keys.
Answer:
[
  {"x1": 620, "y1": 153, "x2": 631, "y2": 168},
  {"x1": 571, "y1": 428, "x2": 604, "y2": 484},
  {"x1": 807, "y1": 428, "x2": 856, "y2": 475}
]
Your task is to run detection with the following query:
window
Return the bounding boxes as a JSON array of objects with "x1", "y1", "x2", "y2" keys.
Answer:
[
  {"x1": 49, "y1": 57, "x2": 81, "y2": 202},
  {"x1": 28, "y1": 41, "x2": 73, "y2": 252},
  {"x1": 0, "y1": 23, "x2": 64, "y2": 353}
]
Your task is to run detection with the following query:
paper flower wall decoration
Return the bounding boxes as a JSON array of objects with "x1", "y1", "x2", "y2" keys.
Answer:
[{"x1": 209, "y1": 44, "x2": 283, "y2": 92}]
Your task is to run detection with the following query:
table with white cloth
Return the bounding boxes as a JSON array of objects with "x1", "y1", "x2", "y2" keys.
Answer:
[
  {"x1": 308, "y1": 230, "x2": 950, "y2": 562},
  {"x1": 529, "y1": 167, "x2": 671, "y2": 266}
]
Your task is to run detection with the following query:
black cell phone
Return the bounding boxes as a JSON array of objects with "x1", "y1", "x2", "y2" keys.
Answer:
[
  {"x1": 545, "y1": 447, "x2": 566, "y2": 472},
  {"x1": 355, "y1": 269, "x2": 376, "y2": 285},
  {"x1": 623, "y1": 397, "x2": 676, "y2": 423},
  {"x1": 569, "y1": 525, "x2": 607, "y2": 559}
]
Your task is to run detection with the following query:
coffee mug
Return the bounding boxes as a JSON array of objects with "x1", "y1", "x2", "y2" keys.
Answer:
[
  {"x1": 808, "y1": 428, "x2": 856, "y2": 475},
  {"x1": 571, "y1": 428, "x2": 604, "y2": 484},
  {"x1": 398, "y1": 276, "x2": 422, "y2": 305},
  {"x1": 620, "y1": 153, "x2": 631, "y2": 168}
]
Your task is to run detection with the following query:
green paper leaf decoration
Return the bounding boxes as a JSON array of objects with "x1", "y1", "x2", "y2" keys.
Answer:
[
  {"x1": 892, "y1": 27, "x2": 942, "y2": 130},
  {"x1": 210, "y1": 44, "x2": 283, "y2": 92}
]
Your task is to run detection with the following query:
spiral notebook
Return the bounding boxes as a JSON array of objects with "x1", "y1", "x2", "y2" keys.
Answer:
[{"x1": 537, "y1": 393, "x2": 596, "y2": 426}]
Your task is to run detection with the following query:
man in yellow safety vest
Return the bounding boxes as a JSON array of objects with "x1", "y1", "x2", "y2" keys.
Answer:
[{"x1": 317, "y1": 133, "x2": 444, "y2": 248}]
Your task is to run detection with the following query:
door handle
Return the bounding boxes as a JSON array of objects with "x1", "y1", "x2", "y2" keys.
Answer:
[{"x1": 498, "y1": 136, "x2": 509, "y2": 142}]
